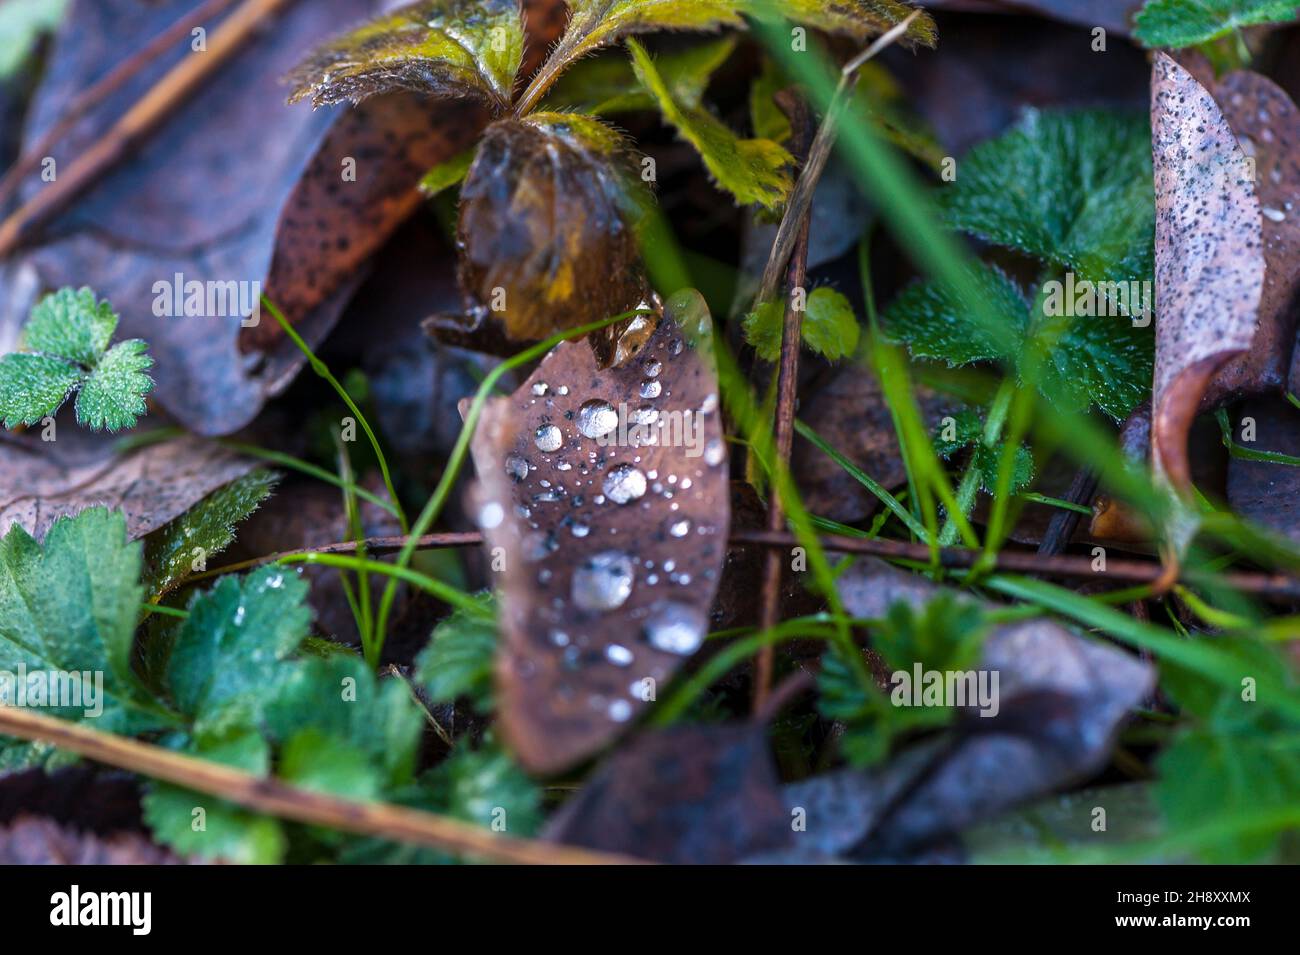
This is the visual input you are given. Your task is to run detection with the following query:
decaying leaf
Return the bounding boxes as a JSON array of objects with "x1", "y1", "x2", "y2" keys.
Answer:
[
  {"x1": 543, "y1": 724, "x2": 794, "y2": 863},
  {"x1": 1226, "y1": 399, "x2": 1300, "y2": 543},
  {"x1": 817, "y1": 558, "x2": 1154, "y2": 859},
  {"x1": 457, "y1": 112, "x2": 649, "y2": 342},
  {"x1": 0, "y1": 428, "x2": 257, "y2": 542},
  {"x1": 1150, "y1": 52, "x2": 1263, "y2": 491},
  {"x1": 286, "y1": 0, "x2": 526, "y2": 109},
  {"x1": 791, "y1": 364, "x2": 951, "y2": 524},
  {"x1": 0, "y1": 815, "x2": 188, "y2": 865},
  {"x1": 0, "y1": 0, "x2": 493, "y2": 435},
  {"x1": 1199, "y1": 68, "x2": 1300, "y2": 407},
  {"x1": 467, "y1": 290, "x2": 729, "y2": 773}
]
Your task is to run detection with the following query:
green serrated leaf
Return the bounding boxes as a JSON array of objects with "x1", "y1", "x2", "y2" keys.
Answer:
[
  {"x1": 743, "y1": 287, "x2": 861, "y2": 361},
  {"x1": 941, "y1": 109, "x2": 1155, "y2": 295},
  {"x1": 165, "y1": 566, "x2": 311, "y2": 739},
  {"x1": 1134, "y1": 0, "x2": 1299, "y2": 48},
  {"x1": 545, "y1": 36, "x2": 737, "y2": 115},
  {"x1": 416, "y1": 592, "x2": 497, "y2": 713},
  {"x1": 934, "y1": 408, "x2": 1035, "y2": 495},
  {"x1": 628, "y1": 38, "x2": 792, "y2": 210},
  {"x1": 74, "y1": 339, "x2": 154, "y2": 432},
  {"x1": 287, "y1": 0, "x2": 525, "y2": 108},
  {"x1": 884, "y1": 261, "x2": 1028, "y2": 367},
  {"x1": 0, "y1": 353, "x2": 83, "y2": 428},
  {"x1": 265, "y1": 656, "x2": 423, "y2": 788},
  {"x1": 0, "y1": 508, "x2": 153, "y2": 732},
  {"x1": 424, "y1": 743, "x2": 542, "y2": 836},
  {"x1": 279, "y1": 727, "x2": 381, "y2": 800},
  {"x1": 143, "y1": 732, "x2": 286, "y2": 864},
  {"x1": 23, "y1": 286, "x2": 118, "y2": 365},
  {"x1": 142, "y1": 471, "x2": 278, "y2": 597},
  {"x1": 885, "y1": 262, "x2": 1153, "y2": 420}
]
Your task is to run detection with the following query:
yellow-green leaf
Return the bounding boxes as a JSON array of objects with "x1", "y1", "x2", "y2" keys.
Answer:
[
  {"x1": 629, "y1": 38, "x2": 792, "y2": 210},
  {"x1": 287, "y1": 0, "x2": 525, "y2": 109}
]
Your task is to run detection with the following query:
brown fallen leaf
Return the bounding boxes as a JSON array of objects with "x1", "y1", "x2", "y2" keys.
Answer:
[
  {"x1": 1226, "y1": 398, "x2": 1300, "y2": 543},
  {"x1": 457, "y1": 112, "x2": 649, "y2": 344},
  {"x1": 467, "y1": 290, "x2": 729, "y2": 774},
  {"x1": 1186, "y1": 66, "x2": 1300, "y2": 408},
  {"x1": 0, "y1": 0, "x2": 498, "y2": 436},
  {"x1": 0, "y1": 814, "x2": 189, "y2": 864},
  {"x1": 0, "y1": 426, "x2": 255, "y2": 541},
  {"x1": 542, "y1": 724, "x2": 794, "y2": 864},
  {"x1": 1150, "y1": 53, "x2": 1265, "y2": 492},
  {"x1": 792, "y1": 364, "x2": 952, "y2": 524},
  {"x1": 816, "y1": 558, "x2": 1154, "y2": 860}
]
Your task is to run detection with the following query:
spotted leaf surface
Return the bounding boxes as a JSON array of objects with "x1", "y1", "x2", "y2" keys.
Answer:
[
  {"x1": 467, "y1": 291, "x2": 729, "y2": 774},
  {"x1": 286, "y1": 0, "x2": 525, "y2": 109},
  {"x1": 1150, "y1": 53, "x2": 1263, "y2": 489}
]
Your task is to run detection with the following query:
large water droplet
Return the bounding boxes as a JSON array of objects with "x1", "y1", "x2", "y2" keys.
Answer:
[
  {"x1": 532, "y1": 382, "x2": 549, "y2": 396},
  {"x1": 535, "y1": 424, "x2": 563, "y2": 452},
  {"x1": 605, "y1": 644, "x2": 634, "y2": 667},
  {"x1": 577, "y1": 399, "x2": 619, "y2": 439},
  {"x1": 643, "y1": 358, "x2": 663, "y2": 378},
  {"x1": 603, "y1": 464, "x2": 647, "y2": 504},
  {"x1": 505, "y1": 454, "x2": 529, "y2": 482},
  {"x1": 572, "y1": 551, "x2": 635, "y2": 611},
  {"x1": 643, "y1": 601, "x2": 706, "y2": 655},
  {"x1": 703, "y1": 438, "x2": 725, "y2": 467},
  {"x1": 668, "y1": 518, "x2": 691, "y2": 538},
  {"x1": 640, "y1": 379, "x2": 662, "y2": 399},
  {"x1": 477, "y1": 501, "x2": 504, "y2": 529}
]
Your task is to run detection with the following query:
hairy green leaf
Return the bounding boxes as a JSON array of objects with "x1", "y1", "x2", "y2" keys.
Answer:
[
  {"x1": 934, "y1": 409, "x2": 1034, "y2": 495},
  {"x1": 1134, "y1": 0, "x2": 1299, "y2": 47},
  {"x1": 279, "y1": 727, "x2": 382, "y2": 800},
  {"x1": 743, "y1": 287, "x2": 860, "y2": 361},
  {"x1": 629, "y1": 38, "x2": 792, "y2": 210},
  {"x1": 418, "y1": 146, "x2": 478, "y2": 198},
  {"x1": 941, "y1": 109, "x2": 1155, "y2": 299},
  {"x1": 142, "y1": 471, "x2": 278, "y2": 598},
  {"x1": 287, "y1": 0, "x2": 525, "y2": 108},
  {"x1": 0, "y1": 287, "x2": 153, "y2": 432},
  {"x1": 885, "y1": 262, "x2": 1153, "y2": 420},
  {"x1": 165, "y1": 566, "x2": 311, "y2": 740},
  {"x1": 0, "y1": 508, "x2": 153, "y2": 732},
  {"x1": 416, "y1": 592, "x2": 497, "y2": 712},
  {"x1": 143, "y1": 732, "x2": 286, "y2": 864}
]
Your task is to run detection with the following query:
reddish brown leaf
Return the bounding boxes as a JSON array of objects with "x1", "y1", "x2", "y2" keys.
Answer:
[
  {"x1": 543, "y1": 724, "x2": 793, "y2": 864},
  {"x1": 0, "y1": 814, "x2": 189, "y2": 864},
  {"x1": 0, "y1": 426, "x2": 255, "y2": 541},
  {"x1": 467, "y1": 291, "x2": 729, "y2": 774},
  {"x1": 1150, "y1": 53, "x2": 1264, "y2": 491}
]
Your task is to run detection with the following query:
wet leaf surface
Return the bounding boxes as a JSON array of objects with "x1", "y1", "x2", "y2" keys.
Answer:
[
  {"x1": 457, "y1": 112, "x2": 649, "y2": 342},
  {"x1": 0, "y1": 426, "x2": 256, "y2": 541},
  {"x1": 287, "y1": 0, "x2": 525, "y2": 109},
  {"x1": 1150, "y1": 52, "x2": 1263, "y2": 490},
  {"x1": 543, "y1": 724, "x2": 794, "y2": 863},
  {"x1": 467, "y1": 291, "x2": 729, "y2": 773}
]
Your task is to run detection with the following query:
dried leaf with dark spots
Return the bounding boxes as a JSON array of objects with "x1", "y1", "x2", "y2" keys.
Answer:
[
  {"x1": 543, "y1": 724, "x2": 793, "y2": 863},
  {"x1": 466, "y1": 291, "x2": 729, "y2": 774},
  {"x1": 286, "y1": 0, "x2": 525, "y2": 109},
  {"x1": 1150, "y1": 52, "x2": 1263, "y2": 491},
  {"x1": 1199, "y1": 70, "x2": 1300, "y2": 407},
  {"x1": 457, "y1": 112, "x2": 649, "y2": 342},
  {"x1": 0, "y1": 428, "x2": 257, "y2": 542}
]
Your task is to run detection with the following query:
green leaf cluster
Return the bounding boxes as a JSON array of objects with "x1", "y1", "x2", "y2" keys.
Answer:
[{"x1": 0, "y1": 288, "x2": 154, "y2": 431}]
